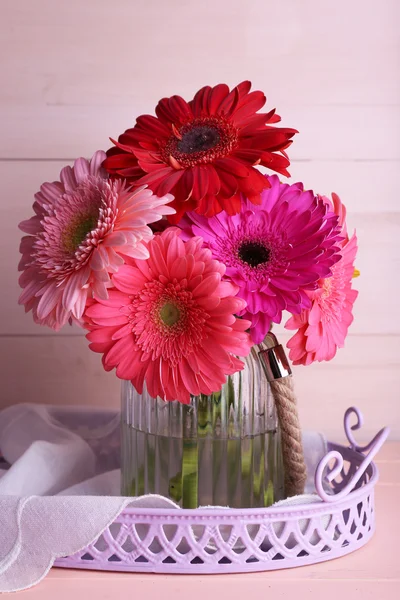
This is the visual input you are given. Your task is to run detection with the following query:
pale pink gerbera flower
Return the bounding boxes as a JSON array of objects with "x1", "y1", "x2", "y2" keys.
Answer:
[
  {"x1": 18, "y1": 151, "x2": 175, "y2": 330},
  {"x1": 178, "y1": 175, "x2": 342, "y2": 343},
  {"x1": 285, "y1": 194, "x2": 358, "y2": 365},
  {"x1": 84, "y1": 228, "x2": 252, "y2": 403}
]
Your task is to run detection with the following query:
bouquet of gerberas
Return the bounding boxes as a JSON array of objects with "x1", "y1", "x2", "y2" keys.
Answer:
[
  {"x1": 18, "y1": 81, "x2": 358, "y2": 402},
  {"x1": 18, "y1": 82, "x2": 358, "y2": 506}
]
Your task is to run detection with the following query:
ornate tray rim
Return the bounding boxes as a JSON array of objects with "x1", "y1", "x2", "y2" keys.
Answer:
[{"x1": 54, "y1": 406, "x2": 389, "y2": 574}]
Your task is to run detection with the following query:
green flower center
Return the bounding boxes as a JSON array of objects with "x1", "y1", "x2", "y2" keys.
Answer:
[
  {"x1": 160, "y1": 302, "x2": 181, "y2": 327},
  {"x1": 62, "y1": 213, "x2": 98, "y2": 253}
]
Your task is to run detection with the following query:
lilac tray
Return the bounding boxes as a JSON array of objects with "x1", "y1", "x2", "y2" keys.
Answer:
[{"x1": 54, "y1": 407, "x2": 389, "y2": 573}]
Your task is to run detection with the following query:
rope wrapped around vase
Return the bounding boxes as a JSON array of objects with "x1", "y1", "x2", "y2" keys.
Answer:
[{"x1": 258, "y1": 333, "x2": 307, "y2": 497}]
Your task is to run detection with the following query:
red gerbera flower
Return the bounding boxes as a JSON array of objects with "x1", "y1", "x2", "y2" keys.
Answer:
[{"x1": 104, "y1": 81, "x2": 297, "y2": 223}]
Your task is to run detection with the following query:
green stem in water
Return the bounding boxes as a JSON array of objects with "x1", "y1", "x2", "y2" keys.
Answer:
[
  {"x1": 182, "y1": 439, "x2": 198, "y2": 508},
  {"x1": 166, "y1": 384, "x2": 278, "y2": 508}
]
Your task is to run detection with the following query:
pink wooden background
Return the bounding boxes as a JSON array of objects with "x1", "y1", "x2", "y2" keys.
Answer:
[{"x1": 1, "y1": 0, "x2": 399, "y2": 439}]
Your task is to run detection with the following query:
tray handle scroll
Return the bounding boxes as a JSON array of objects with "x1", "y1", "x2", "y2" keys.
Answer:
[{"x1": 315, "y1": 406, "x2": 390, "y2": 503}]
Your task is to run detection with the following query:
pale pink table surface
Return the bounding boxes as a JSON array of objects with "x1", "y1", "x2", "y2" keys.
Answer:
[{"x1": 16, "y1": 442, "x2": 400, "y2": 599}]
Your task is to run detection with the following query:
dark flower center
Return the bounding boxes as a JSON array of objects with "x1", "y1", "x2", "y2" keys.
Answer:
[
  {"x1": 163, "y1": 116, "x2": 239, "y2": 168},
  {"x1": 176, "y1": 126, "x2": 220, "y2": 155},
  {"x1": 62, "y1": 212, "x2": 98, "y2": 254},
  {"x1": 238, "y1": 241, "x2": 271, "y2": 267}
]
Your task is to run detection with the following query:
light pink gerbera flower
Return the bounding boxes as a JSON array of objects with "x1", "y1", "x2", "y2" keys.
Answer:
[
  {"x1": 178, "y1": 175, "x2": 342, "y2": 343},
  {"x1": 18, "y1": 151, "x2": 175, "y2": 330},
  {"x1": 84, "y1": 228, "x2": 252, "y2": 403},
  {"x1": 285, "y1": 194, "x2": 358, "y2": 365}
]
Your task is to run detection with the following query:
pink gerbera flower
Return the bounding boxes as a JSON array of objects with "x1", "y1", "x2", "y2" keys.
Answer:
[
  {"x1": 285, "y1": 194, "x2": 358, "y2": 365},
  {"x1": 84, "y1": 228, "x2": 252, "y2": 403},
  {"x1": 18, "y1": 151, "x2": 175, "y2": 330},
  {"x1": 178, "y1": 175, "x2": 342, "y2": 343}
]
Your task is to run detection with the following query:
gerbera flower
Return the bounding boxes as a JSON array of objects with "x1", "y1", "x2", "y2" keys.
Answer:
[
  {"x1": 18, "y1": 151, "x2": 175, "y2": 331},
  {"x1": 178, "y1": 175, "x2": 343, "y2": 343},
  {"x1": 103, "y1": 81, "x2": 297, "y2": 223},
  {"x1": 285, "y1": 194, "x2": 358, "y2": 365},
  {"x1": 84, "y1": 228, "x2": 252, "y2": 403},
  {"x1": 324, "y1": 191, "x2": 348, "y2": 242}
]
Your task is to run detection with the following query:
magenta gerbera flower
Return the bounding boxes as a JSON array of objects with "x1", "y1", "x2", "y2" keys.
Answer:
[
  {"x1": 84, "y1": 228, "x2": 252, "y2": 403},
  {"x1": 18, "y1": 151, "x2": 175, "y2": 330},
  {"x1": 285, "y1": 194, "x2": 358, "y2": 364},
  {"x1": 178, "y1": 175, "x2": 343, "y2": 343}
]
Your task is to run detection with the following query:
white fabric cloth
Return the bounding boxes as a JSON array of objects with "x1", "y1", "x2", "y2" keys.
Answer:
[{"x1": 0, "y1": 403, "x2": 327, "y2": 593}]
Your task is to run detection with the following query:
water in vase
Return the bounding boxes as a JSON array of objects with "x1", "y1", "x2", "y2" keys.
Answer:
[{"x1": 122, "y1": 423, "x2": 283, "y2": 508}]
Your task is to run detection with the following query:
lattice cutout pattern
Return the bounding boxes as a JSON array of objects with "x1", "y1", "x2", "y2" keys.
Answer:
[{"x1": 74, "y1": 495, "x2": 373, "y2": 567}]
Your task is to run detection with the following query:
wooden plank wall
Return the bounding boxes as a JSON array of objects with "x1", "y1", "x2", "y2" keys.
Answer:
[{"x1": 1, "y1": 0, "x2": 399, "y2": 439}]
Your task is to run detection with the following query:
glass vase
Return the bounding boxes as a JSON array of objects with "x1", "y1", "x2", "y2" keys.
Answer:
[{"x1": 121, "y1": 344, "x2": 284, "y2": 508}]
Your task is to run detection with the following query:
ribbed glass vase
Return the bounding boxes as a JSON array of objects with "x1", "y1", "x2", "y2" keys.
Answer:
[{"x1": 121, "y1": 345, "x2": 284, "y2": 508}]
